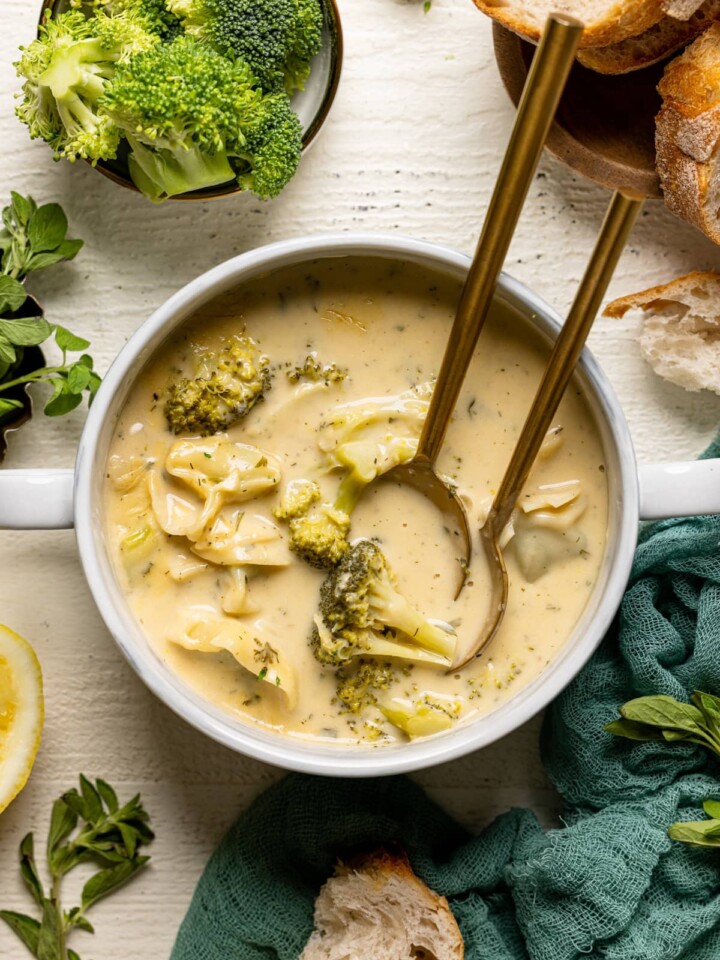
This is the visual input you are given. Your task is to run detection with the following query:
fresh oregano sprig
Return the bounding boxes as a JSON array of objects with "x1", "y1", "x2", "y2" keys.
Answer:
[
  {"x1": 0, "y1": 775, "x2": 154, "y2": 960},
  {"x1": 607, "y1": 690, "x2": 720, "y2": 848},
  {"x1": 0, "y1": 325, "x2": 101, "y2": 420},
  {"x1": 0, "y1": 192, "x2": 98, "y2": 421}
]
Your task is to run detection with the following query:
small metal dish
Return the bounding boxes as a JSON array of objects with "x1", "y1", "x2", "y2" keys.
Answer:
[
  {"x1": 0, "y1": 296, "x2": 45, "y2": 463},
  {"x1": 38, "y1": 0, "x2": 343, "y2": 201}
]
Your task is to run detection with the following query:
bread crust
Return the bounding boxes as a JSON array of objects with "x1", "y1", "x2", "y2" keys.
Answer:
[
  {"x1": 604, "y1": 270, "x2": 720, "y2": 315},
  {"x1": 604, "y1": 271, "x2": 720, "y2": 394},
  {"x1": 472, "y1": 0, "x2": 665, "y2": 49},
  {"x1": 656, "y1": 25, "x2": 720, "y2": 244},
  {"x1": 578, "y1": 1, "x2": 720, "y2": 74}
]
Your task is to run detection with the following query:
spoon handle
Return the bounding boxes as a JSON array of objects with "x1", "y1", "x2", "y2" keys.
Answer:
[
  {"x1": 417, "y1": 13, "x2": 583, "y2": 465},
  {"x1": 489, "y1": 189, "x2": 643, "y2": 534}
]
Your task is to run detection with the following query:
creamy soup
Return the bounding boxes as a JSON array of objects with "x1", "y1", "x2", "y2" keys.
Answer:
[{"x1": 105, "y1": 258, "x2": 607, "y2": 746}]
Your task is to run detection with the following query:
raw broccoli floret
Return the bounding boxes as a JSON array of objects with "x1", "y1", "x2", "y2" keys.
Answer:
[
  {"x1": 15, "y1": 9, "x2": 157, "y2": 163},
  {"x1": 233, "y1": 91, "x2": 302, "y2": 200},
  {"x1": 274, "y1": 479, "x2": 350, "y2": 568},
  {"x1": 99, "y1": 35, "x2": 301, "y2": 200},
  {"x1": 287, "y1": 352, "x2": 347, "y2": 384},
  {"x1": 312, "y1": 539, "x2": 457, "y2": 666},
  {"x1": 335, "y1": 659, "x2": 396, "y2": 715},
  {"x1": 164, "y1": 334, "x2": 272, "y2": 435},
  {"x1": 76, "y1": 0, "x2": 183, "y2": 39},
  {"x1": 167, "y1": 0, "x2": 323, "y2": 93}
]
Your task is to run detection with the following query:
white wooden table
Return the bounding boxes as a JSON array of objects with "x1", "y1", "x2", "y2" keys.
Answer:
[{"x1": 2, "y1": 1, "x2": 720, "y2": 955}]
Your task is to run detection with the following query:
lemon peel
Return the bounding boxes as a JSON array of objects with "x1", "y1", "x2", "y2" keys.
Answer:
[{"x1": 0, "y1": 625, "x2": 44, "y2": 815}]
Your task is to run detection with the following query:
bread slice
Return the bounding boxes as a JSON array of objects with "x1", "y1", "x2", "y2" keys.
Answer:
[
  {"x1": 471, "y1": 0, "x2": 665, "y2": 50},
  {"x1": 604, "y1": 271, "x2": 720, "y2": 393},
  {"x1": 663, "y1": 0, "x2": 705, "y2": 18},
  {"x1": 299, "y1": 850, "x2": 464, "y2": 960},
  {"x1": 578, "y1": 1, "x2": 720, "y2": 74},
  {"x1": 656, "y1": 24, "x2": 720, "y2": 244}
]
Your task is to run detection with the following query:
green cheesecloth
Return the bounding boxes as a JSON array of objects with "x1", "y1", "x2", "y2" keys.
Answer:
[{"x1": 172, "y1": 438, "x2": 720, "y2": 960}]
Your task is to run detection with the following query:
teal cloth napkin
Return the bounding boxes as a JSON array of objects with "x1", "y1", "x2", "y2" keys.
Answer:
[{"x1": 172, "y1": 438, "x2": 720, "y2": 960}]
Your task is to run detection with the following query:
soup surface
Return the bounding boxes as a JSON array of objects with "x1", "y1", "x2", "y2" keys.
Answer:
[{"x1": 105, "y1": 257, "x2": 608, "y2": 746}]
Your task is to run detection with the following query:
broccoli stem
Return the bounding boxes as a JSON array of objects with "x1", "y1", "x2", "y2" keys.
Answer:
[
  {"x1": 334, "y1": 473, "x2": 366, "y2": 515},
  {"x1": 126, "y1": 133, "x2": 235, "y2": 201},
  {"x1": 377, "y1": 587, "x2": 455, "y2": 659}
]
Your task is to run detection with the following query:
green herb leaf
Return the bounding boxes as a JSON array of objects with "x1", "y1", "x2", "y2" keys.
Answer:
[
  {"x1": 53, "y1": 325, "x2": 90, "y2": 354},
  {"x1": 56, "y1": 238, "x2": 83, "y2": 262},
  {"x1": 44, "y1": 381, "x2": 83, "y2": 417},
  {"x1": 79, "y1": 774, "x2": 103, "y2": 823},
  {"x1": 0, "y1": 397, "x2": 24, "y2": 417},
  {"x1": 26, "y1": 252, "x2": 68, "y2": 273},
  {"x1": 604, "y1": 718, "x2": 667, "y2": 742},
  {"x1": 0, "y1": 316, "x2": 52, "y2": 347},
  {"x1": 0, "y1": 333, "x2": 17, "y2": 365},
  {"x1": 47, "y1": 798, "x2": 78, "y2": 855},
  {"x1": 95, "y1": 779, "x2": 118, "y2": 814},
  {"x1": 0, "y1": 909, "x2": 41, "y2": 955},
  {"x1": 81, "y1": 857, "x2": 149, "y2": 911},
  {"x1": 704, "y1": 799, "x2": 720, "y2": 819},
  {"x1": 0, "y1": 275, "x2": 27, "y2": 314},
  {"x1": 619, "y1": 695, "x2": 707, "y2": 736},
  {"x1": 668, "y1": 819, "x2": 720, "y2": 847},
  {"x1": 67, "y1": 951, "x2": 82, "y2": 960},
  {"x1": 66, "y1": 362, "x2": 91, "y2": 394},
  {"x1": 37, "y1": 899, "x2": 62, "y2": 960},
  {"x1": 19, "y1": 834, "x2": 44, "y2": 907},
  {"x1": 27, "y1": 204, "x2": 67, "y2": 254},
  {"x1": 10, "y1": 192, "x2": 36, "y2": 227}
]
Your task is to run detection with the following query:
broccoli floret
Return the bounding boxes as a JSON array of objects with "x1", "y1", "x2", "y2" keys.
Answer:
[
  {"x1": 233, "y1": 91, "x2": 302, "y2": 200},
  {"x1": 312, "y1": 539, "x2": 457, "y2": 666},
  {"x1": 164, "y1": 334, "x2": 272, "y2": 435},
  {"x1": 274, "y1": 479, "x2": 350, "y2": 568},
  {"x1": 167, "y1": 0, "x2": 323, "y2": 93},
  {"x1": 79, "y1": 0, "x2": 184, "y2": 39},
  {"x1": 287, "y1": 352, "x2": 347, "y2": 384},
  {"x1": 99, "y1": 35, "x2": 301, "y2": 200},
  {"x1": 15, "y1": 10, "x2": 157, "y2": 163},
  {"x1": 335, "y1": 659, "x2": 396, "y2": 714}
]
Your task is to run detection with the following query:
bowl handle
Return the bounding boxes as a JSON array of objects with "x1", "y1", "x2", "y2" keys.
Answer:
[
  {"x1": 638, "y1": 460, "x2": 720, "y2": 520},
  {"x1": 0, "y1": 469, "x2": 74, "y2": 529}
]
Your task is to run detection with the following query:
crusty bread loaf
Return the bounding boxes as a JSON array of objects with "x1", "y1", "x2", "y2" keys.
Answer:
[
  {"x1": 471, "y1": 0, "x2": 665, "y2": 50},
  {"x1": 604, "y1": 271, "x2": 720, "y2": 393},
  {"x1": 299, "y1": 850, "x2": 464, "y2": 960},
  {"x1": 656, "y1": 24, "x2": 720, "y2": 244},
  {"x1": 578, "y1": 1, "x2": 720, "y2": 74}
]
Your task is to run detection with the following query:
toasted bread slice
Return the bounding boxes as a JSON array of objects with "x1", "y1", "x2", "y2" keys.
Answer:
[
  {"x1": 299, "y1": 850, "x2": 464, "y2": 960},
  {"x1": 578, "y1": 1, "x2": 720, "y2": 74},
  {"x1": 472, "y1": 0, "x2": 665, "y2": 50},
  {"x1": 604, "y1": 271, "x2": 720, "y2": 393},
  {"x1": 656, "y1": 24, "x2": 720, "y2": 243}
]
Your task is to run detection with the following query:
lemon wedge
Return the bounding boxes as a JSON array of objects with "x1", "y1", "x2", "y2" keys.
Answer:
[{"x1": 0, "y1": 625, "x2": 44, "y2": 814}]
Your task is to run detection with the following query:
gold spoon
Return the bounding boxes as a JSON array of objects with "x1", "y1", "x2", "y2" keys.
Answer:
[
  {"x1": 452, "y1": 189, "x2": 642, "y2": 670},
  {"x1": 384, "y1": 13, "x2": 583, "y2": 595}
]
